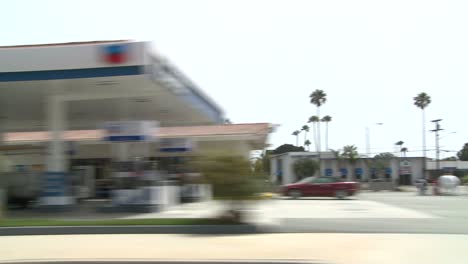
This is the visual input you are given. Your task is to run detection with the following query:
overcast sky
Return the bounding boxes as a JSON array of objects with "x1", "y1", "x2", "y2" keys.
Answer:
[{"x1": 2, "y1": 0, "x2": 468, "y2": 158}]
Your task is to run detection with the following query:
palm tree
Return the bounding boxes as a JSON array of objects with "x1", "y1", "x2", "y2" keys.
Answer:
[
  {"x1": 308, "y1": 115, "x2": 320, "y2": 152},
  {"x1": 395, "y1": 140, "x2": 404, "y2": 154},
  {"x1": 413, "y1": 92, "x2": 431, "y2": 160},
  {"x1": 340, "y1": 145, "x2": 359, "y2": 181},
  {"x1": 330, "y1": 148, "x2": 343, "y2": 178},
  {"x1": 301, "y1": 125, "x2": 309, "y2": 147},
  {"x1": 292, "y1": 130, "x2": 300, "y2": 146},
  {"x1": 401, "y1": 147, "x2": 408, "y2": 158},
  {"x1": 309, "y1": 89, "x2": 327, "y2": 152},
  {"x1": 304, "y1": 140, "x2": 312, "y2": 151},
  {"x1": 321, "y1": 115, "x2": 332, "y2": 151}
]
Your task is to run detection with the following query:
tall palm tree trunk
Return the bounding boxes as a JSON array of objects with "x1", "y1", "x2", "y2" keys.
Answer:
[
  {"x1": 296, "y1": 135, "x2": 299, "y2": 147},
  {"x1": 317, "y1": 107, "x2": 321, "y2": 152},
  {"x1": 422, "y1": 109, "x2": 427, "y2": 178},
  {"x1": 304, "y1": 132, "x2": 307, "y2": 146},
  {"x1": 325, "y1": 122, "x2": 329, "y2": 151},
  {"x1": 311, "y1": 123, "x2": 316, "y2": 152}
]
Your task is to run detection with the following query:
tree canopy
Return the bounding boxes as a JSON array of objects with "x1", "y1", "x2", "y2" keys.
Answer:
[
  {"x1": 340, "y1": 145, "x2": 359, "y2": 161},
  {"x1": 293, "y1": 159, "x2": 319, "y2": 180},
  {"x1": 457, "y1": 143, "x2": 468, "y2": 161},
  {"x1": 374, "y1": 152, "x2": 396, "y2": 159},
  {"x1": 272, "y1": 144, "x2": 305, "y2": 155},
  {"x1": 413, "y1": 92, "x2": 431, "y2": 110},
  {"x1": 308, "y1": 115, "x2": 320, "y2": 123},
  {"x1": 321, "y1": 115, "x2": 332, "y2": 122},
  {"x1": 310, "y1": 89, "x2": 327, "y2": 107}
]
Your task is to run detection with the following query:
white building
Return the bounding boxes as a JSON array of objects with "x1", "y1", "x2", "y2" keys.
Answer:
[{"x1": 270, "y1": 152, "x2": 425, "y2": 185}]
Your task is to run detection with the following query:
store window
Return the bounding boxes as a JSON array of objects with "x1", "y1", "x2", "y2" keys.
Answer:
[
  {"x1": 355, "y1": 168, "x2": 363, "y2": 181},
  {"x1": 340, "y1": 168, "x2": 348, "y2": 179}
]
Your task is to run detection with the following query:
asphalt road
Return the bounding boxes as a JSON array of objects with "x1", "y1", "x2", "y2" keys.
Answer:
[{"x1": 271, "y1": 191, "x2": 468, "y2": 234}]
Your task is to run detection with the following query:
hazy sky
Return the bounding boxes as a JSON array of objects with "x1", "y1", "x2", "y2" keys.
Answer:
[{"x1": 2, "y1": 0, "x2": 468, "y2": 158}]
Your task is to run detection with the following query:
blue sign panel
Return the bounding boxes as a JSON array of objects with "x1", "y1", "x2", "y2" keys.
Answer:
[
  {"x1": 325, "y1": 168, "x2": 333, "y2": 176},
  {"x1": 340, "y1": 168, "x2": 348, "y2": 176},
  {"x1": 42, "y1": 172, "x2": 67, "y2": 197},
  {"x1": 159, "y1": 138, "x2": 193, "y2": 152},
  {"x1": 105, "y1": 135, "x2": 147, "y2": 142},
  {"x1": 160, "y1": 147, "x2": 191, "y2": 152},
  {"x1": 442, "y1": 167, "x2": 456, "y2": 172},
  {"x1": 355, "y1": 168, "x2": 363, "y2": 175},
  {"x1": 385, "y1": 168, "x2": 392, "y2": 174}
]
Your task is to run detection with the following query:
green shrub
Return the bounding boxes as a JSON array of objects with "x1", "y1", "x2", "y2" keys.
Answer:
[
  {"x1": 293, "y1": 158, "x2": 319, "y2": 180},
  {"x1": 462, "y1": 175, "x2": 468, "y2": 185},
  {"x1": 192, "y1": 152, "x2": 261, "y2": 200}
]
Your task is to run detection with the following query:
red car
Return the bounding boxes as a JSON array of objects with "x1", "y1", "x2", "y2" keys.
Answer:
[{"x1": 282, "y1": 176, "x2": 360, "y2": 199}]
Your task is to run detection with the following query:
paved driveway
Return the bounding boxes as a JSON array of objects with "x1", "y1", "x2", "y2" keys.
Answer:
[{"x1": 264, "y1": 191, "x2": 468, "y2": 234}]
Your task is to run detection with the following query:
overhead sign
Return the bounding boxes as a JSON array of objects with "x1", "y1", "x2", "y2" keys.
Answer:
[
  {"x1": 400, "y1": 160, "x2": 412, "y2": 167},
  {"x1": 102, "y1": 44, "x2": 129, "y2": 64},
  {"x1": 399, "y1": 168, "x2": 412, "y2": 175},
  {"x1": 103, "y1": 121, "x2": 158, "y2": 142},
  {"x1": 160, "y1": 138, "x2": 193, "y2": 152}
]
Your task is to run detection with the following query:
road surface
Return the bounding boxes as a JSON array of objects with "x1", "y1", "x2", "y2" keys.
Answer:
[{"x1": 257, "y1": 191, "x2": 468, "y2": 234}]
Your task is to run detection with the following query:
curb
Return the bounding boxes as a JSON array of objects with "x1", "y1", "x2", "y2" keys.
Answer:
[{"x1": 0, "y1": 224, "x2": 266, "y2": 236}]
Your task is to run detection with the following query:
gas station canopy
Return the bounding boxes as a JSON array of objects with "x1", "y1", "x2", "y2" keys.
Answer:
[{"x1": 0, "y1": 40, "x2": 225, "y2": 132}]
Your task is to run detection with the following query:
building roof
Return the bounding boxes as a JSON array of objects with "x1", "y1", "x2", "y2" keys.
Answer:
[
  {"x1": 4, "y1": 123, "x2": 272, "y2": 143},
  {"x1": 0, "y1": 40, "x2": 130, "y2": 49}
]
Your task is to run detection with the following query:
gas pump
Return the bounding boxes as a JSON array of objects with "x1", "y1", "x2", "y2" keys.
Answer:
[{"x1": 103, "y1": 121, "x2": 164, "y2": 209}]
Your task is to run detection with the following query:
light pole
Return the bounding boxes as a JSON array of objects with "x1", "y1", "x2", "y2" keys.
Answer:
[
  {"x1": 430, "y1": 119, "x2": 443, "y2": 175},
  {"x1": 365, "y1": 123, "x2": 383, "y2": 157}
]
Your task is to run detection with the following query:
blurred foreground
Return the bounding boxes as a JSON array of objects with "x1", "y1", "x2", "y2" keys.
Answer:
[{"x1": 1, "y1": 233, "x2": 467, "y2": 264}]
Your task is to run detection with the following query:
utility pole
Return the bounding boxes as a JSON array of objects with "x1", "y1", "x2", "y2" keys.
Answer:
[{"x1": 431, "y1": 119, "x2": 443, "y2": 176}]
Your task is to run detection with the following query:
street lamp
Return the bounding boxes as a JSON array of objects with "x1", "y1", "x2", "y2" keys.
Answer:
[{"x1": 365, "y1": 122, "x2": 383, "y2": 157}]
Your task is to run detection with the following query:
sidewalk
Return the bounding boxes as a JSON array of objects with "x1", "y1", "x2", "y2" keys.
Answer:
[
  {"x1": 4, "y1": 199, "x2": 278, "y2": 228},
  {"x1": 1, "y1": 233, "x2": 467, "y2": 264}
]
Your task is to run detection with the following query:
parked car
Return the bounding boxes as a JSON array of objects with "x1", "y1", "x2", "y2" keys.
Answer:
[{"x1": 281, "y1": 176, "x2": 360, "y2": 199}]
